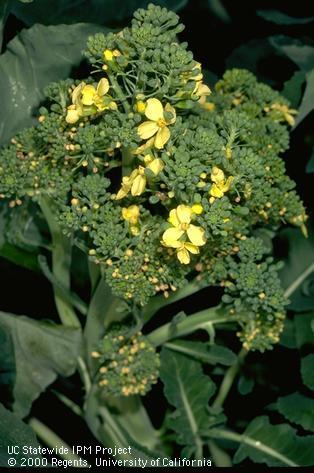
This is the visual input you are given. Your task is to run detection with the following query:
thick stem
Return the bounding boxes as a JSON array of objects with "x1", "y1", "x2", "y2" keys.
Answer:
[
  {"x1": 142, "y1": 280, "x2": 203, "y2": 323},
  {"x1": 39, "y1": 197, "x2": 80, "y2": 328},
  {"x1": 208, "y1": 428, "x2": 297, "y2": 467},
  {"x1": 212, "y1": 348, "x2": 247, "y2": 409},
  {"x1": 29, "y1": 418, "x2": 88, "y2": 465},
  {"x1": 147, "y1": 305, "x2": 234, "y2": 347}
]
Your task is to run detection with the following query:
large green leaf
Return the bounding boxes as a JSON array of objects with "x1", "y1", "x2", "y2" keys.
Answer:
[
  {"x1": 0, "y1": 403, "x2": 41, "y2": 467},
  {"x1": 234, "y1": 416, "x2": 314, "y2": 467},
  {"x1": 11, "y1": 0, "x2": 188, "y2": 26},
  {"x1": 277, "y1": 392, "x2": 314, "y2": 432},
  {"x1": 0, "y1": 22, "x2": 108, "y2": 145},
  {"x1": 294, "y1": 311, "x2": 314, "y2": 348},
  {"x1": 257, "y1": 10, "x2": 314, "y2": 25},
  {"x1": 270, "y1": 36, "x2": 314, "y2": 128},
  {"x1": 0, "y1": 311, "x2": 82, "y2": 418},
  {"x1": 278, "y1": 228, "x2": 314, "y2": 312},
  {"x1": 282, "y1": 70, "x2": 305, "y2": 108},
  {"x1": 301, "y1": 354, "x2": 314, "y2": 391},
  {"x1": 164, "y1": 340, "x2": 236, "y2": 366},
  {"x1": 160, "y1": 348, "x2": 216, "y2": 451}
]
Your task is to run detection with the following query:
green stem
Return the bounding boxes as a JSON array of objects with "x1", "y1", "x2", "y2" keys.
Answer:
[
  {"x1": 147, "y1": 305, "x2": 235, "y2": 347},
  {"x1": 78, "y1": 356, "x2": 92, "y2": 394},
  {"x1": 29, "y1": 418, "x2": 89, "y2": 465},
  {"x1": 39, "y1": 197, "x2": 80, "y2": 328},
  {"x1": 208, "y1": 428, "x2": 297, "y2": 467},
  {"x1": 108, "y1": 72, "x2": 130, "y2": 113},
  {"x1": 212, "y1": 348, "x2": 247, "y2": 409},
  {"x1": 52, "y1": 390, "x2": 83, "y2": 417},
  {"x1": 142, "y1": 280, "x2": 203, "y2": 323},
  {"x1": 121, "y1": 146, "x2": 135, "y2": 176},
  {"x1": 284, "y1": 262, "x2": 314, "y2": 299}
]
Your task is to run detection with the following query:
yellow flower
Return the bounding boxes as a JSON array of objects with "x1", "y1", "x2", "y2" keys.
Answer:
[
  {"x1": 136, "y1": 101, "x2": 146, "y2": 114},
  {"x1": 192, "y1": 81, "x2": 211, "y2": 104},
  {"x1": 161, "y1": 205, "x2": 206, "y2": 264},
  {"x1": 116, "y1": 167, "x2": 146, "y2": 199},
  {"x1": 103, "y1": 49, "x2": 122, "y2": 62},
  {"x1": 137, "y1": 98, "x2": 176, "y2": 149},
  {"x1": 209, "y1": 166, "x2": 233, "y2": 203},
  {"x1": 115, "y1": 155, "x2": 164, "y2": 199},
  {"x1": 143, "y1": 154, "x2": 164, "y2": 175},
  {"x1": 65, "y1": 78, "x2": 114, "y2": 124},
  {"x1": 269, "y1": 103, "x2": 298, "y2": 126},
  {"x1": 122, "y1": 205, "x2": 140, "y2": 225}
]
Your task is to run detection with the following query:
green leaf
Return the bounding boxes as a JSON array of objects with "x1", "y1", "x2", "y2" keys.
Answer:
[
  {"x1": 301, "y1": 354, "x2": 314, "y2": 391},
  {"x1": 295, "y1": 69, "x2": 314, "y2": 127},
  {"x1": 0, "y1": 403, "x2": 41, "y2": 467},
  {"x1": 270, "y1": 36, "x2": 314, "y2": 127},
  {"x1": 277, "y1": 392, "x2": 314, "y2": 432},
  {"x1": 11, "y1": 0, "x2": 188, "y2": 26},
  {"x1": 257, "y1": 10, "x2": 314, "y2": 25},
  {"x1": 234, "y1": 416, "x2": 314, "y2": 466},
  {"x1": 237, "y1": 375, "x2": 254, "y2": 395},
  {"x1": 282, "y1": 70, "x2": 305, "y2": 108},
  {"x1": 278, "y1": 228, "x2": 314, "y2": 311},
  {"x1": 0, "y1": 22, "x2": 108, "y2": 145},
  {"x1": 294, "y1": 311, "x2": 314, "y2": 349},
  {"x1": 164, "y1": 340, "x2": 236, "y2": 366},
  {"x1": 160, "y1": 348, "x2": 216, "y2": 449},
  {"x1": 306, "y1": 149, "x2": 314, "y2": 174},
  {"x1": 0, "y1": 311, "x2": 82, "y2": 418},
  {"x1": 270, "y1": 36, "x2": 314, "y2": 72},
  {"x1": 279, "y1": 318, "x2": 297, "y2": 349}
]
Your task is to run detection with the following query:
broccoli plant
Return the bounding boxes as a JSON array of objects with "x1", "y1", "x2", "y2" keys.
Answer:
[{"x1": 0, "y1": 4, "x2": 313, "y2": 468}]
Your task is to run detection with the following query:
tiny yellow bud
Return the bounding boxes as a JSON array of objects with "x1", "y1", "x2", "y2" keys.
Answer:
[
  {"x1": 103, "y1": 49, "x2": 114, "y2": 61},
  {"x1": 191, "y1": 204, "x2": 203, "y2": 215}
]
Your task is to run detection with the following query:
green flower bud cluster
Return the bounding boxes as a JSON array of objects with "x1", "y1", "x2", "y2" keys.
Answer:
[
  {"x1": 221, "y1": 237, "x2": 287, "y2": 351},
  {"x1": 93, "y1": 325, "x2": 160, "y2": 397},
  {"x1": 0, "y1": 4, "x2": 308, "y2": 351}
]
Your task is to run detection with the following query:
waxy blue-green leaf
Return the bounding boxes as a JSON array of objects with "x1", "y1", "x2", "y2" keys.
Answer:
[
  {"x1": 160, "y1": 348, "x2": 216, "y2": 449},
  {"x1": 234, "y1": 416, "x2": 314, "y2": 466},
  {"x1": 301, "y1": 354, "x2": 314, "y2": 391},
  {"x1": 277, "y1": 392, "x2": 314, "y2": 432},
  {"x1": 11, "y1": 0, "x2": 188, "y2": 26},
  {"x1": 164, "y1": 340, "x2": 236, "y2": 366},
  {"x1": 0, "y1": 311, "x2": 82, "y2": 418},
  {"x1": 278, "y1": 228, "x2": 314, "y2": 312},
  {"x1": 0, "y1": 403, "x2": 41, "y2": 467},
  {"x1": 270, "y1": 36, "x2": 314, "y2": 128},
  {"x1": 0, "y1": 22, "x2": 108, "y2": 146},
  {"x1": 257, "y1": 10, "x2": 314, "y2": 26},
  {"x1": 294, "y1": 311, "x2": 314, "y2": 348}
]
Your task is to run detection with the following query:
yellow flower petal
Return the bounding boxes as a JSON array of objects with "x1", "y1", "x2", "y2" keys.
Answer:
[
  {"x1": 168, "y1": 209, "x2": 180, "y2": 228},
  {"x1": 186, "y1": 224, "x2": 206, "y2": 246},
  {"x1": 191, "y1": 204, "x2": 203, "y2": 215},
  {"x1": 145, "y1": 98, "x2": 163, "y2": 121},
  {"x1": 137, "y1": 121, "x2": 159, "y2": 140},
  {"x1": 131, "y1": 174, "x2": 146, "y2": 196},
  {"x1": 66, "y1": 106, "x2": 80, "y2": 124},
  {"x1": 184, "y1": 242, "x2": 200, "y2": 254},
  {"x1": 177, "y1": 247, "x2": 190, "y2": 264},
  {"x1": 164, "y1": 103, "x2": 176, "y2": 124},
  {"x1": 221, "y1": 176, "x2": 234, "y2": 192},
  {"x1": 211, "y1": 166, "x2": 225, "y2": 184},
  {"x1": 72, "y1": 82, "x2": 85, "y2": 104},
  {"x1": 176, "y1": 205, "x2": 192, "y2": 224},
  {"x1": 133, "y1": 137, "x2": 155, "y2": 155},
  {"x1": 162, "y1": 227, "x2": 184, "y2": 248},
  {"x1": 210, "y1": 184, "x2": 224, "y2": 198},
  {"x1": 97, "y1": 78, "x2": 109, "y2": 97},
  {"x1": 147, "y1": 158, "x2": 164, "y2": 176},
  {"x1": 81, "y1": 85, "x2": 96, "y2": 106},
  {"x1": 154, "y1": 126, "x2": 170, "y2": 149}
]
